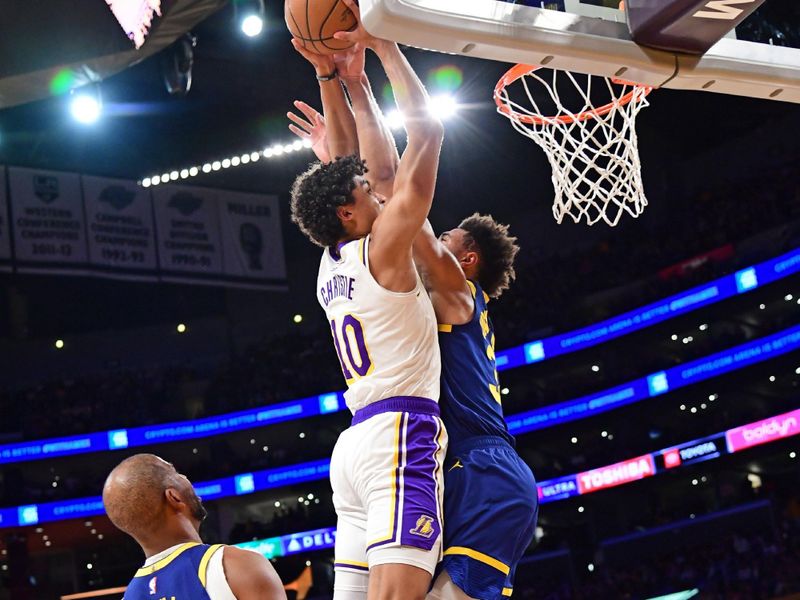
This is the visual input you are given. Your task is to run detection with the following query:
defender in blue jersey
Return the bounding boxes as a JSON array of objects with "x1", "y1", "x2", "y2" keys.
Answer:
[
  {"x1": 415, "y1": 216, "x2": 538, "y2": 600},
  {"x1": 103, "y1": 454, "x2": 286, "y2": 600}
]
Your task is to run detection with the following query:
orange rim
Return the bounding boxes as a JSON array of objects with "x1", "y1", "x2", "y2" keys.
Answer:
[{"x1": 494, "y1": 63, "x2": 652, "y2": 126}]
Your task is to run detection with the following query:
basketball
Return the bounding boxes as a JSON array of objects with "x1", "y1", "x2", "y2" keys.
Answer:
[{"x1": 285, "y1": 0, "x2": 357, "y2": 55}]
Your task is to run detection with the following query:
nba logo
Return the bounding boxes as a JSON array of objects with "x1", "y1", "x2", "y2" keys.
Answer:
[{"x1": 148, "y1": 576, "x2": 157, "y2": 595}]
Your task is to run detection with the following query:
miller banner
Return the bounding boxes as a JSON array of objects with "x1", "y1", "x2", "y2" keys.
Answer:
[
  {"x1": 82, "y1": 175, "x2": 158, "y2": 280},
  {"x1": 0, "y1": 166, "x2": 287, "y2": 290},
  {"x1": 0, "y1": 168, "x2": 10, "y2": 272},
  {"x1": 8, "y1": 167, "x2": 88, "y2": 274},
  {"x1": 218, "y1": 190, "x2": 287, "y2": 287}
]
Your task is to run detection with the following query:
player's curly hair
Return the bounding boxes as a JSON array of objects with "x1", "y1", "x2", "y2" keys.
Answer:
[
  {"x1": 290, "y1": 155, "x2": 368, "y2": 248},
  {"x1": 459, "y1": 213, "x2": 519, "y2": 299}
]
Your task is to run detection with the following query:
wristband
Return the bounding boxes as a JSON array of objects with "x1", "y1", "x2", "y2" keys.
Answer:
[{"x1": 316, "y1": 69, "x2": 338, "y2": 82}]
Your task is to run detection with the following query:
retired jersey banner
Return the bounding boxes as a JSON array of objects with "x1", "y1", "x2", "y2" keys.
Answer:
[
  {"x1": 0, "y1": 168, "x2": 11, "y2": 272},
  {"x1": 151, "y1": 184, "x2": 224, "y2": 281},
  {"x1": 218, "y1": 191, "x2": 287, "y2": 289},
  {"x1": 8, "y1": 167, "x2": 88, "y2": 273},
  {"x1": 82, "y1": 175, "x2": 158, "y2": 280}
]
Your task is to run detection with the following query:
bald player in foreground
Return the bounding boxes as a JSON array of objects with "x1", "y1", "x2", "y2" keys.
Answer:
[{"x1": 103, "y1": 454, "x2": 286, "y2": 600}]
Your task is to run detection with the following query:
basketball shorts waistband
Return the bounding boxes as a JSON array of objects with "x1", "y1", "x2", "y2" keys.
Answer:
[
  {"x1": 351, "y1": 396, "x2": 440, "y2": 426},
  {"x1": 449, "y1": 435, "x2": 514, "y2": 455}
]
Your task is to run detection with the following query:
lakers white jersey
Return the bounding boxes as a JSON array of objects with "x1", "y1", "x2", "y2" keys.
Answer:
[{"x1": 317, "y1": 235, "x2": 441, "y2": 413}]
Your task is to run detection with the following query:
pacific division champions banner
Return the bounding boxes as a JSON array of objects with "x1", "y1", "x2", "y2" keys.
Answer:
[{"x1": 151, "y1": 183, "x2": 224, "y2": 283}]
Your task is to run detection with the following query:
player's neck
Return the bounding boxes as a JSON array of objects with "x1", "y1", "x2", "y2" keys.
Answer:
[{"x1": 140, "y1": 522, "x2": 203, "y2": 559}]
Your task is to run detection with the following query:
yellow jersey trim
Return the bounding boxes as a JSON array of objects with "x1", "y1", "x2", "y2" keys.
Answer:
[
  {"x1": 443, "y1": 547, "x2": 510, "y2": 575},
  {"x1": 134, "y1": 542, "x2": 201, "y2": 577},
  {"x1": 198, "y1": 544, "x2": 224, "y2": 587},
  {"x1": 466, "y1": 280, "x2": 477, "y2": 298},
  {"x1": 367, "y1": 413, "x2": 403, "y2": 547},
  {"x1": 336, "y1": 560, "x2": 369, "y2": 568},
  {"x1": 358, "y1": 237, "x2": 367, "y2": 266},
  {"x1": 502, "y1": 587, "x2": 513, "y2": 596},
  {"x1": 437, "y1": 324, "x2": 453, "y2": 333}
]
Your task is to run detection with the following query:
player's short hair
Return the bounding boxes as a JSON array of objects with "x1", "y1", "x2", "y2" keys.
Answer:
[
  {"x1": 290, "y1": 155, "x2": 368, "y2": 248},
  {"x1": 459, "y1": 213, "x2": 519, "y2": 299}
]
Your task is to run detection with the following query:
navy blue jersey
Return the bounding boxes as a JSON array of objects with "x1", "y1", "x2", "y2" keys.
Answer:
[
  {"x1": 438, "y1": 280, "x2": 514, "y2": 447},
  {"x1": 124, "y1": 542, "x2": 221, "y2": 600}
]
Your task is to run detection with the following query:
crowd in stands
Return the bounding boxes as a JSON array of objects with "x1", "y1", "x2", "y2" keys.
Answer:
[
  {"x1": 517, "y1": 493, "x2": 800, "y2": 599},
  {"x1": 0, "y1": 168, "x2": 797, "y2": 447}
]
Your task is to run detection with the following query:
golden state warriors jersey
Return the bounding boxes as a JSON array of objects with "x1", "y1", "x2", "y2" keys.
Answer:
[
  {"x1": 317, "y1": 235, "x2": 440, "y2": 413},
  {"x1": 438, "y1": 281, "x2": 514, "y2": 445},
  {"x1": 124, "y1": 543, "x2": 225, "y2": 600}
]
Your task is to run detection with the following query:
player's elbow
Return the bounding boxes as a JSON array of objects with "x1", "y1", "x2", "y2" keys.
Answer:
[{"x1": 407, "y1": 114, "x2": 444, "y2": 143}]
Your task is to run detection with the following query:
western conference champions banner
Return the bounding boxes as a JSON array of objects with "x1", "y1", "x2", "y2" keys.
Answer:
[
  {"x1": 0, "y1": 169, "x2": 10, "y2": 272},
  {"x1": 82, "y1": 175, "x2": 158, "y2": 280},
  {"x1": 0, "y1": 166, "x2": 287, "y2": 290},
  {"x1": 8, "y1": 167, "x2": 88, "y2": 274}
]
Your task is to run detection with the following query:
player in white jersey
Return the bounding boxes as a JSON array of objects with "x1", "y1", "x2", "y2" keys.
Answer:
[{"x1": 289, "y1": 3, "x2": 447, "y2": 599}]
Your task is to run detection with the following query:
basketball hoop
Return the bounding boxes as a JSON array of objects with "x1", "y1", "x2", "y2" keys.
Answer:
[{"x1": 494, "y1": 64, "x2": 653, "y2": 227}]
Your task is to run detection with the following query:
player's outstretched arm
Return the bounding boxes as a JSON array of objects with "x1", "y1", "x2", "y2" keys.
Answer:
[
  {"x1": 335, "y1": 0, "x2": 444, "y2": 293},
  {"x1": 290, "y1": 39, "x2": 358, "y2": 159},
  {"x1": 337, "y1": 45, "x2": 400, "y2": 198},
  {"x1": 223, "y1": 545, "x2": 287, "y2": 600},
  {"x1": 414, "y1": 222, "x2": 474, "y2": 324}
]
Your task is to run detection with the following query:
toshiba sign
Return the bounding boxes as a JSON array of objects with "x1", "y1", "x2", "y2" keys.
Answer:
[
  {"x1": 726, "y1": 409, "x2": 800, "y2": 453},
  {"x1": 577, "y1": 455, "x2": 655, "y2": 494}
]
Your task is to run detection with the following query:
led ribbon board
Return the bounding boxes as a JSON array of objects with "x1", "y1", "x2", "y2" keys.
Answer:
[
  {"x1": 1, "y1": 247, "x2": 798, "y2": 465},
  {"x1": 4, "y1": 408, "x2": 797, "y2": 528}
]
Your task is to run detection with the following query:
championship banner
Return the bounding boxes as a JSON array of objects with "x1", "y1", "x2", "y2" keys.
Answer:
[
  {"x1": 82, "y1": 175, "x2": 158, "y2": 280},
  {"x1": 0, "y1": 168, "x2": 11, "y2": 272},
  {"x1": 218, "y1": 190, "x2": 287, "y2": 289},
  {"x1": 151, "y1": 183, "x2": 223, "y2": 282},
  {"x1": 8, "y1": 167, "x2": 88, "y2": 273}
]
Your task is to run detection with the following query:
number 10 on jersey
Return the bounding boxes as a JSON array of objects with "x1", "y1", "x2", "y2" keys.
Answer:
[{"x1": 331, "y1": 315, "x2": 374, "y2": 384}]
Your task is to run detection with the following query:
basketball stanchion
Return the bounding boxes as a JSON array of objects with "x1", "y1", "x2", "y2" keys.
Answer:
[{"x1": 494, "y1": 64, "x2": 653, "y2": 227}]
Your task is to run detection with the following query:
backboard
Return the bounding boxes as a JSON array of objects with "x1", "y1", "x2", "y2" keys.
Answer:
[{"x1": 360, "y1": 0, "x2": 800, "y2": 103}]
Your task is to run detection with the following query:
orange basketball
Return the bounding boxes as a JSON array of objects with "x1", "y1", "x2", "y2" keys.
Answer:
[{"x1": 285, "y1": 0, "x2": 357, "y2": 55}]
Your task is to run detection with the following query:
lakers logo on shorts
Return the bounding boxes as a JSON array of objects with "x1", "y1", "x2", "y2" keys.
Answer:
[{"x1": 409, "y1": 515, "x2": 436, "y2": 539}]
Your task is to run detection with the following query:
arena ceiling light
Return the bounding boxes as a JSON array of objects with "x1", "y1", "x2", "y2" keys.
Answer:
[
  {"x1": 140, "y1": 137, "x2": 312, "y2": 187},
  {"x1": 236, "y1": 0, "x2": 265, "y2": 37},
  {"x1": 428, "y1": 94, "x2": 459, "y2": 119},
  {"x1": 70, "y1": 88, "x2": 102, "y2": 124}
]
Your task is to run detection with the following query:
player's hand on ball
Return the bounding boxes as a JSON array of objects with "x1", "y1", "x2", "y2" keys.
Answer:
[
  {"x1": 291, "y1": 39, "x2": 336, "y2": 77},
  {"x1": 287, "y1": 101, "x2": 331, "y2": 164},
  {"x1": 333, "y1": 0, "x2": 382, "y2": 50},
  {"x1": 333, "y1": 43, "x2": 366, "y2": 82}
]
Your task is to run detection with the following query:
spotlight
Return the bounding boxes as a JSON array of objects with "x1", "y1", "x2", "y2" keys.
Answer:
[
  {"x1": 293, "y1": 314, "x2": 303, "y2": 324},
  {"x1": 591, "y1": 365, "x2": 600, "y2": 372},
  {"x1": 385, "y1": 109, "x2": 405, "y2": 131},
  {"x1": 176, "y1": 323, "x2": 187, "y2": 333},
  {"x1": 142, "y1": 177, "x2": 152, "y2": 187},
  {"x1": 241, "y1": 15, "x2": 264, "y2": 37},
  {"x1": 70, "y1": 90, "x2": 102, "y2": 124},
  {"x1": 55, "y1": 339, "x2": 65, "y2": 349},
  {"x1": 236, "y1": 0, "x2": 266, "y2": 37},
  {"x1": 428, "y1": 94, "x2": 459, "y2": 119}
]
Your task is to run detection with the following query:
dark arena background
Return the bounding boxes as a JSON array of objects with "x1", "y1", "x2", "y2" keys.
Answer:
[{"x1": 1, "y1": 0, "x2": 800, "y2": 598}]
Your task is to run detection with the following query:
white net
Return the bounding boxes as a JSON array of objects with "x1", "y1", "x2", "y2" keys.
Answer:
[{"x1": 495, "y1": 67, "x2": 652, "y2": 227}]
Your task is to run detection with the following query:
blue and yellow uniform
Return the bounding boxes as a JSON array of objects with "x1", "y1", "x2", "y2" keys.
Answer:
[
  {"x1": 437, "y1": 281, "x2": 538, "y2": 599},
  {"x1": 124, "y1": 542, "x2": 222, "y2": 600}
]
